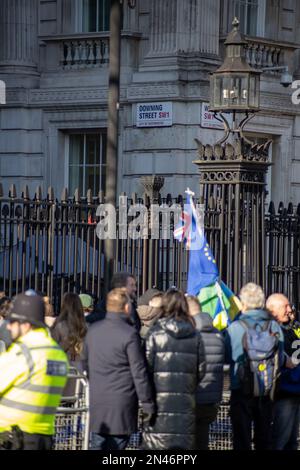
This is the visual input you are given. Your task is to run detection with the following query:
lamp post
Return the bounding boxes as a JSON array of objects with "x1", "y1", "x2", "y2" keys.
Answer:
[
  {"x1": 210, "y1": 18, "x2": 260, "y2": 112},
  {"x1": 209, "y1": 17, "x2": 261, "y2": 145},
  {"x1": 104, "y1": 0, "x2": 136, "y2": 295},
  {"x1": 193, "y1": 18, "x2": 271, "y2": 292}
]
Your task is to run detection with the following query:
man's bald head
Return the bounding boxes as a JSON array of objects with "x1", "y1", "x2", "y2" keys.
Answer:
[{"x1": 266, "y1": 293, "x2": 292, "y2": 324}]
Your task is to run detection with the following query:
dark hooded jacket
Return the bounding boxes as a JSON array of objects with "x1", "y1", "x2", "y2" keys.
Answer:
[
  {"x1": 193, "y1": 312, "x2": 225, "y2": 405},
  {"x1": 143, "y1": 317, "x2": 206, "y2": 450}
]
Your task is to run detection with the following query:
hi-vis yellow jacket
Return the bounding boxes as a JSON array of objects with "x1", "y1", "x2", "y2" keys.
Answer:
[{"x1": 0, "y1": 328, "x2": 69, "y2": 435}]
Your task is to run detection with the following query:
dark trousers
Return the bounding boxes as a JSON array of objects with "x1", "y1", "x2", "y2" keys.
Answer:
[
  {"x1": 230, "y1": 389, "x2": 273, "y2": 450},
  {"x1": 23, "y1": 433, "x2": 52, "y2": 450},
  {"x1": 90, "y1": 432, "x2": 129, "y2": 451},
  {"x1": 272, "y1": 398, "x2": 300, "y2": 450},
  {"x1": 195, "y1": 404, "x2": 219, "y2": 450},
  {"x1": 0, "y1": 431, "x2": 52, "y2": 450}
]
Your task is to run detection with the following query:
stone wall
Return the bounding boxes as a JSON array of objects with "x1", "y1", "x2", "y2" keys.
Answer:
[{"x1": 0, "y1": 0, "x2": 300, "y2": 205}]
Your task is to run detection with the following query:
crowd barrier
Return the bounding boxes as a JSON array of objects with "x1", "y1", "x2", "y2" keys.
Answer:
[{"x1": 54, "y1": 367, "x2": 299, "y2": 450}]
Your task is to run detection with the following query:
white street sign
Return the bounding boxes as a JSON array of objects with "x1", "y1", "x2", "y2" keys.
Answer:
[{"x1": 136, "y1": 102, "x2": 172, "y2": 127}]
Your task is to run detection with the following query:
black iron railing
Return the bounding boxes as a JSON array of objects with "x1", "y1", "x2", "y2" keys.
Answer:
[{"x1": 0, "y1": 185, "x2": 299, "y2": 313}]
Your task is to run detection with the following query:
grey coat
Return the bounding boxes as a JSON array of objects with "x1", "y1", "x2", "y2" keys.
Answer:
[
  {"x1": 194, "y1": 313, "x2": 225, "y2": 405},
  {"x1": 81, "y1": 312, "x2": 155, "y2": 435}
]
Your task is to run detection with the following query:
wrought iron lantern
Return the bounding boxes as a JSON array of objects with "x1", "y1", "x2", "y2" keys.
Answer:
[{"x1": 210, "y1": 18, "x2": 261, "y2": 113}]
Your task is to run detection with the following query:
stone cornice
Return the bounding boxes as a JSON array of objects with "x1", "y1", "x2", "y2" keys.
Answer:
[
  {"x1": 5, "y1": 88, "x2": 29, "y2": 106},
  {"x1": 260, "y1": 91, "x2": 297, "y2": 115},
  {"x1": 127, "y1": 83, "x2": 180, "y2": 101},
  {"x1": 30, "y1": 88, "x2": 110, "y2": 106},
  {"x1": 44, "y1": 109, "x2": 107, "y2": 123},
  {"x1": 127, "y1": 83, "x2": 298, "y2": 115},
  {"x1": 2, "y1": 83, "x2": 299, "y2": 116},
  {"x1": 39, "y1": 30, "x2": 142, "y2": 43}
]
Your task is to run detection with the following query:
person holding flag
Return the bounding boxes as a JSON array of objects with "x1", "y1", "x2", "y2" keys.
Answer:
[{"x1": 174, "y1": 189, "x2": 241, "y2": 330}]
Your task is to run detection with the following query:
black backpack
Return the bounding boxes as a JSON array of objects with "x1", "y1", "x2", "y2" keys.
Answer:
[{"x1": 238, "y1": 319, "x2": 280, "y2": 399}]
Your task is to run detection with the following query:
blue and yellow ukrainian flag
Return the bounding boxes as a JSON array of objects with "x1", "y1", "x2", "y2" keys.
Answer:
[
  {"x1": 174, "y1": 189, "x2": 241, "y2": 330},
  {"x1": 197, "y1": 281, "x2": 241, "y2": 330}
]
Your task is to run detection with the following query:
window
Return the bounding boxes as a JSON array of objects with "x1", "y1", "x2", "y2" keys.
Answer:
[
  {"x1": 68, "y1": 132, "x2": 107, "y2": 196},
  {"x1": 82, "y1": 0, "x2": 111, "y2": 32},
  {"x1": 233, "y1": 0, "x2": 265, "y2": 37}
]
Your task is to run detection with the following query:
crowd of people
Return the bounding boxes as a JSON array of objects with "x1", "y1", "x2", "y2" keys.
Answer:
[{"x1": 0, "y1": 276, "x2": 300, "y2": 451}]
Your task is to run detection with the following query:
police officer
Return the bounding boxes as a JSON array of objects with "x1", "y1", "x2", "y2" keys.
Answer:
[{"x1": 0, "y1": 293, "x2": 69, "y2": 450}]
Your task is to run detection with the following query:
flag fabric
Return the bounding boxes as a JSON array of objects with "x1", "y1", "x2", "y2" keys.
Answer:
[
  {"x1": 174, "y1": 189, "x2": 241, "y2": 330},
  {"x1": 173, "y1": 208, "x2": 193, "y2": 249},
  {"x1": 174, "y1": 192, "x2": 219, "y2": 294},
  {"x1": 197, "y1": 281, "x2": 242, "y2": 330}
]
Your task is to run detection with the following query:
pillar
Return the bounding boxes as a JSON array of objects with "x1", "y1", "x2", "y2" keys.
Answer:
[
  {"x1": 0, "y1": 0, "x2": 39, "y2": 76},
  {"x1": 147, "y1": 0, "x2": 220, "y2": 58}
]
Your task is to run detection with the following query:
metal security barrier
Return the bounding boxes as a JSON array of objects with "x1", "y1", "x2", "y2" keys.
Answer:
[
  {"x1": 53, "y1": 366, "x2": 300, "y2": 451},
  {"x1": 53, "y1": 369, "x2": 90, "y2": 450},
  {"x1": 209, "y1": 393, "x2": 233, "y2": 450},
  {"x1": 208, "y1": 366, "x2": 233, "y2": 450}
]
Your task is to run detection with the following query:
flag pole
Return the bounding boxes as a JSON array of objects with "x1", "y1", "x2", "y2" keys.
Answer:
[
  {"x1": 184, "y1": 188, "x2": 204, "y2": 240},
  {"x1": 185, "y1": 188, "x2": 229, "y2": 325},
  {"x1": 215, "y1": 280, "x2": 227, "y2": 315}
]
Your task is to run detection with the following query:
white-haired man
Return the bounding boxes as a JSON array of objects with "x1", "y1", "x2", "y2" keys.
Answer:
[
  {"x1": 225, "y1": 283, "x2": 284, "y2": 450},
  {"x1": 266, "y1": 293, "x2": 300, "y2": 450}
]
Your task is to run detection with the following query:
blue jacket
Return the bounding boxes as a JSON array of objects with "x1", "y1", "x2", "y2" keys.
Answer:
[{"x1": 224, "y1": 309, "x2": 284, "y2": 390}]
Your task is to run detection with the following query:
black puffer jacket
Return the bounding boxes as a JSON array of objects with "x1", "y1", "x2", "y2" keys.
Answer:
[
  {"x1": 193, "y1": 312, "x2": 225, "y2": 405},
  {"x1": 143, "y1": 317, "x2": 206, "y2": 450}
]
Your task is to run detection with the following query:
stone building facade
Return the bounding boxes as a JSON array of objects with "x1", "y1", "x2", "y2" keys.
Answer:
[{"x1": 0, "y1": 0, "x2": 300, "y2": 207}]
